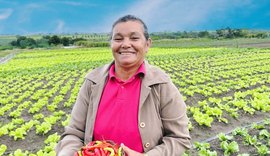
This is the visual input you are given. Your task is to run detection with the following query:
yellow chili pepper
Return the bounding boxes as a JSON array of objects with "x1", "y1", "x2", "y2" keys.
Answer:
[
  {"x1": 104, "y1": 147, "x2": 115, "y2": 156},
  {"x1": 118, "y1": 147, "x2": 123, "y2": 156}
]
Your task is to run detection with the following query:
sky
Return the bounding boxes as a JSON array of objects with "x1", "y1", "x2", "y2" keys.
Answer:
[{"x1": 0, "y1": 0, "x2": 270, "y2": 35}]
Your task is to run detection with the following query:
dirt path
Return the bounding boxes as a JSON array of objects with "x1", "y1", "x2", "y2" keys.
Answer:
[
  {"x1": 0, "y1": 50, "x2": 19, "y2": 64},
  {"x1": 239, "y1": 42, "x2": 270, "y2": 48},
  {"x1": 190, "y1": 111, "x2": 270, "y2": 144}
]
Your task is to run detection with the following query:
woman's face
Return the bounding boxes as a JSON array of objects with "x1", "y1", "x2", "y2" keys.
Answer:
[{"x1": 111, "y1": 21, "x2": 151, "y2": 69}]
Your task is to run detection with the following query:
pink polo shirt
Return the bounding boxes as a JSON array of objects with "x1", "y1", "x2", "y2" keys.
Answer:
[{"x1": 93, "y1": 63, "x2": 145, "y2": 152}]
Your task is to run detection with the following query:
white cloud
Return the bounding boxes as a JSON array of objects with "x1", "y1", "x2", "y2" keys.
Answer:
[
  {"x1": 51, "y1": 1, "x2": 97, "y2": 7},
  {"x1": 100, "y1": 0, "x2": 254, "y2": 32},
  {"x1": 121, "y1": 0, "x2": 226, "y2": 31},
  {"x1": 0, "y1": 8, "x2": 13, "y2": 20},
  {"x1": 17, "y1": 3, "x2": 44, "y2": 23},
  {"x1": 97, "y1": 0, "x2": 165, "y2": 32},
  {"x1": 55, "y1": 20, "x2": 65, "y2": 33}
]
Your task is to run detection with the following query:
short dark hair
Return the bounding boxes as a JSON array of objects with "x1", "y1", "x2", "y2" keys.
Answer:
[{"x1": 110, "y1": 15, "x2": 149, "y2": 40}]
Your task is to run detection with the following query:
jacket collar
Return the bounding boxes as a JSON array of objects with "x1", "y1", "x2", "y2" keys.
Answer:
[
  {"x1": 85, "y1": 60, "x2": 170, "y2": 86},
  {"x1": 143, "y1": 60, "x2": 170, "y2": 86}
]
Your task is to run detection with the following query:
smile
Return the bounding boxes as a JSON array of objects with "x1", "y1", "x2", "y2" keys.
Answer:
[{"x1": 118, "y1": 51, "x2": 136, "y2": 55}]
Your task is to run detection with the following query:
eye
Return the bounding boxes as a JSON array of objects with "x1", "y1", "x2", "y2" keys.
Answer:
[
  {"x1": 131, "y1": 36, "x2": 140, "y2": 40},
  {"x1": 113, "y1": 38, "x2": 122, "y2": 41}
]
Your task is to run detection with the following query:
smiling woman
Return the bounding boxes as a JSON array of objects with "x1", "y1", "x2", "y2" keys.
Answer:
[
  {"x1": 110, "y1": 19, "x2": 151, "y2": 81},
  {"x1": 55, "y1": 15, "x2": 191, "y2": 156}
]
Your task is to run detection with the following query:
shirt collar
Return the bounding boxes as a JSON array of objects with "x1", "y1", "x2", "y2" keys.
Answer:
[{"x1": 109, "y1": 62, "x2": 146, "y2": 81}]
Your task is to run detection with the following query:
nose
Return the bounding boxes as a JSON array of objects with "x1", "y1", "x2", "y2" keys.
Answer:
[{"x1": 121, "y1": 38, "x2": 131, "y2": 48}]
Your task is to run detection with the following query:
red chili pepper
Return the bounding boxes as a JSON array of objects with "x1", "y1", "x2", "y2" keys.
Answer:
[
  {"x1": 94, "y1": 148, "x2": 102, "y2": 156},
  {"x1": 77, "y1": 140, "x2": 124, "y2": 156},
  {"x1": 104, "y1": 149, "x2": 109, "y2": 155},
  {"x1": 82, "y1": 149, "x2": 94, "y2": 156},
  {"x1": 99, "y1": 148, "x2": 106, "y2": 156}
]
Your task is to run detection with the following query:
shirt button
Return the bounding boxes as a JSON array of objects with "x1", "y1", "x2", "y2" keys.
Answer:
[
  {"x1": 140, "y1": 122, "x2": 145, "y2": 128},
  {"x1": 144, "y1": 142, "x2": 150, "y2": 148}
]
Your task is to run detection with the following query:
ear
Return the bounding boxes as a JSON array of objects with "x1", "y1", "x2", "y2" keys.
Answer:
[{"x1": 145, "y1": 38, "x2": 152, "y2": 52}]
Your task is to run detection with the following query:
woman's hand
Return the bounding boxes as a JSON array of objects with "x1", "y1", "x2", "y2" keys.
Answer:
[{"x1": 121, "y1": 143, "x2": 146, "y2": 156}]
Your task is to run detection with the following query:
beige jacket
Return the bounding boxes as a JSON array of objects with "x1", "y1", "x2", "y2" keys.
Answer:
[{"x1": 56, "y1": 61, "x2": 191, "y2": 156}]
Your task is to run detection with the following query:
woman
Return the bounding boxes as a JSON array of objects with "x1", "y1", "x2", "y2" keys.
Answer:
[{"x1": 56, "y1": 15, "x2": 191, "y2": 156}]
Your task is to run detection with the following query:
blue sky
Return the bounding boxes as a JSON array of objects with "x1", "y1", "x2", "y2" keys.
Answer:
[{"x1": 0, "y1": 0, "x2": 270, "y2": 35}]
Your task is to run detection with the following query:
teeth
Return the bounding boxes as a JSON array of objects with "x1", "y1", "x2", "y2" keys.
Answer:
[{"x1": 119, "y1": 52, "x2": 133, "y2": 55}]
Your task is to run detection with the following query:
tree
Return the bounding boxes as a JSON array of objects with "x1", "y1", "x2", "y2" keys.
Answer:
[
  {"x1": 198, "y1": 31, "x2": 210, "y2": 38},
  {"x1": 233, "y1": 29, "x2": 248, "y2": 38},
  {"x1": 18, "y1": 38, "x2": 36, "y2": 48},
  {"x1": 49, "y1": 35, "x2": 61, "y2": 45},
  {"x1": 16, "y1": 36, "x2": 27, "y2": 46},
  {"x1": 256, "y1": 32, "x2": 268, "y2": 38},
  {"x1": 10, "y1": 40, "x2": 18, "y2": 46},
  {"x1": 61, "y1": 37, "x2": 71, "y2": 46},
  {"x1": 42, "y1": 35, "x2": 51, "y2": 40},
  {"x1": 216, "y1": 29, "x2": 227, "y2": 38},
  {"x1": 36, "y1": 38, "x2": 49, "y2": 48}
]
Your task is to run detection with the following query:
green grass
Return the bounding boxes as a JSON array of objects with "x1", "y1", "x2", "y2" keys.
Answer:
[
  {"x1": 0, "y1": 36, "x2": 16, "y2": 46},
  {"x1": 0, "y1": 50, "x2": 14, "y2": 58},
  {"x1": 1, "y1": 34, "x2": 270, "y2": 51},
  {"x1": 151, "y1": 38, "x2": 270, "y2": 48}
]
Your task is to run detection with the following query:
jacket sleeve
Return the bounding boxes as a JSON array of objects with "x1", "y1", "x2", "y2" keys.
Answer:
[
  {"x1": 146, "y1": 81, "x2": 191, "y2": 156},
  {"x1": 55, "y1": 79, "x2": 92, "y2": 156}
]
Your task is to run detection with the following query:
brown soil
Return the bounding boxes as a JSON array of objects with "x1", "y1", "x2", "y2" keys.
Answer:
[
  {"x1": 190, "y1": 111, "x2": 270, "y2": 143},
  {"x1": 3, "y1": 98, "x2": 268, "y2": 155},
  {"x1": 239, "y1": 42, "x2": 270, "y2": 48}
]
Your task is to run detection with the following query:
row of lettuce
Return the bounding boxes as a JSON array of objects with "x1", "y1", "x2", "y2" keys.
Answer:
[{"x1": 0, "y1": 47, "x2": 269, "y2": 155}]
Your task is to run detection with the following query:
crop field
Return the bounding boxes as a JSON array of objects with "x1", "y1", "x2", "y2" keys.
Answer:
[{"x1": 0, "y1": 47, "x2": 270, "y2": 155}]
